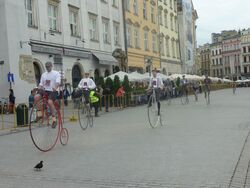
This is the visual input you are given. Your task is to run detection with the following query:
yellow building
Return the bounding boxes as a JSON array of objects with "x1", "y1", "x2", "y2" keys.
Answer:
[
  {"x1": 124, "y1": 0, "x2": 160, "y2": 73},
  {"x1": 158, "y1": 0, "x2": 181, "y2": 75}
]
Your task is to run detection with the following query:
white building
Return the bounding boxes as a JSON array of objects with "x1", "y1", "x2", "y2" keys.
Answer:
[
  {"x1": 0, "y1": 0, "x2": 124, "y2": 102},
  {"x1": 158, "y1": 0, "x2": 181, "y2": 75},
  {"x1": 177, "y1": 0, "x2": 198, "y2": 74},
  {"x1": 241, "y1": 28, "x2": 250, "y2": 79},
  {"x1": 210, "y1": 42, "x2": 223, "y2": 78}
]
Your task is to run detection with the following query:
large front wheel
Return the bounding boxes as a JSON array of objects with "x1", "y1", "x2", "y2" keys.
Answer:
[
  {"x1": 147, "y1": 95, "x2": 160, "y2": 128},
  {"x1": 78, "y1": 103, "x2": 89, "y2": 131},
  {"x1": 29, "y1": 100, "x2": 60, "y2": 152}
]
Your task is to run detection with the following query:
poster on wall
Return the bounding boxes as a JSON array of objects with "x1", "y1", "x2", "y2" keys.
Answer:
[
  {"x1": 19, "y1": 55, "x2": 36, "y2": 83},
  {"x1": 183, "y1": 0, "x2": 194, "y2": 66}
]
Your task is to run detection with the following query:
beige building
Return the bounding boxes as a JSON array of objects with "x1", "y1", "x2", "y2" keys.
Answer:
[
  {"x1": 124, "y1": 0, "x2": 160, "y2": 73},
  {"x1": 210, "y1": 42, "x2": 223, "y2": 78},
  {"x1": 199, "y1": 43, "x2": 211, "y2": 76},
  {"x1": 241, "y1": 29, "x2": 250, "y2": 79},
  {"x1": 158, "y1": 0, "x2": 181, "y2": 75},
  {"x1": 194, "y1": 48, "x2": 201, "y2": 75}
]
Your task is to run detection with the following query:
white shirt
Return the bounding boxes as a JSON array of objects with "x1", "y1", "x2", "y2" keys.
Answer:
[
  {"x1": 39, "y1": 70, "x2": 61, "y2": 91},
  {"x1": 78, "y1": 78, "x2": 96, "y2": 90},
  {"x1": 149, "y1": 77, "x2": 163, "y2": 89}
]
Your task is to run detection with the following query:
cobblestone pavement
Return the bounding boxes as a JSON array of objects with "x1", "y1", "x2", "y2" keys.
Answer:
[{"x1": 0, "y1": 88, "x2": 250, "y2": 188}]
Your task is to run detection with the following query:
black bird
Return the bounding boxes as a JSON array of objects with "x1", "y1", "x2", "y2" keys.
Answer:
[{"x1": 34, "y1": 161, "x2": 43, "y2": 171}]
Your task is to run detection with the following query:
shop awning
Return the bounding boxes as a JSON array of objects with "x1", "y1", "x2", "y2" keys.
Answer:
[{"x1": 92, "y1": 52, "x2": 118, "y2": 65}]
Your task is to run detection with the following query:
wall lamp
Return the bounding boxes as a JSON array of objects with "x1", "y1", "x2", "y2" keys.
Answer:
[
  {"x1": 75, "y1": 39, "x2": 85, "y2": 45},
  {"x1": 20, "y1": 41, "x2": 30, "y2": 48},
  {"x1": 44, "y1": 31, "x2": 55, "y2": 40}
]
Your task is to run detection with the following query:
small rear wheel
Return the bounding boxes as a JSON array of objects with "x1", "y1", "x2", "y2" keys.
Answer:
[{"x1": 60, "y1": 128, "x2": 69, "y2": 145}]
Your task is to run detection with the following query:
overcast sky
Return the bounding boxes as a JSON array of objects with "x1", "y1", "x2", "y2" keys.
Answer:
[{"x1": 192, "y1": 0, "x2": 250, "y2": 46}]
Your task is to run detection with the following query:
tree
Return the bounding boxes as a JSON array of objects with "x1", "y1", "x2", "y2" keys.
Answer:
[
  {"x1": 122, "y1": 75, "x2": 131, "y2": 93},
  {"x1": 113, "y1": 75, "x2": 121, "y2": 94},
  {"x1": 105, "y1": 77, "x2": 113, "y2": 91},
  {"x1": 97, "y1": 76, "x2": 105, "y2": 88}
]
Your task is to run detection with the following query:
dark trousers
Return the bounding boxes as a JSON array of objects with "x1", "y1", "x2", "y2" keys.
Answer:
[{"x1": 91, "y1": 102, "x2": 99, "y2": 116}]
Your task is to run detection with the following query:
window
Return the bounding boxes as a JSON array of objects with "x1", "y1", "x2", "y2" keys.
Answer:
[
  {"x1": 102, "y1": 19, "x2": 110, "y2": 44},
  {"x1": 244, "y1": 66, "x2": 247, "y2": 73},
  {"x1": 69, "y1": 7, "x2": 79, "y2": 36},
  {"x1": 174, "y1": 17, "x2": 177, "y2": 32},
  {"x1": 242, "y1": 47, "x2": 245, "y2": 53},
  {"x1": 25, "y1": 0, "x2": 37, "y2": 27},
  {"x1": 144, "y1": 30, "x2": 149, "y2": 51},
  {"x1": 48, "y1": 1, "x2": 59, "y2": 31},
  {"x1": 89, "y1": 14, "x2": 98, "y2": 41},
  {"x1": 170, "y1": 0, "x2": 173, "y2": 9},
  {"x1": 166, "y1": 37, "x2": 170, "y2": 56},
  {"x1": 158, "y1": 8, "x2": 162, "y2": 25},
  {"x1": 212, "y1": 59, "x2": 215, "y2": 65},
  {"x1": 124, "y1": 0, "x2": 130, "y2": 11},
  {"x1": 164, "y1": 0, "x2": 167, "y2": 5},
  {"x1": 164, "y1": 11, "x2": 168, "y2": 28},
  {"x1": 176, "y1": 41, "x2": 179, "y2": 58},
  {"x1": 171, "y1": 39, "x2": 175, "y2": 58},
  {"x1": 160, "y1": 36, "x2": 164, "y2": 55},
  {"x1": 244, "y1": 56, "x2": 247, "y2": 63},
  {"x1": 126, "y1": 24, "x2": 132, "y2": 47},
  {"x1": 152, "y1": 33, "x2": 157, "y2": 53},
  {"x1": 170, "y1": 14, "x2": 173, "y2": 30},
  {"x1": 133, "y1": 0, "x2": 138, "y2": 15},
  {"x1": 113, "y1": 23, "x2": 120, "y2": 46},
  {"x1": 112, "y1": 0, "x2": 118, "y2": 7},
  {"x1": 143, "y1": 0, "x2": 147, "y2": 19},
  {"x1": 134, "y1": 27, "x2": 140, "y2": 48},
  {"x1": 151, "y1": 6, "x2": 155, "y2": 23}
]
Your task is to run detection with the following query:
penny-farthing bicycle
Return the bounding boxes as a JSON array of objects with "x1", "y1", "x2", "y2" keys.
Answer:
[
  {"x1": 29, "y1": 92, "x2": 68, "y2": 152},
  {"x1": 147, "y1": 88, "x2": 163, "y2": 128}
]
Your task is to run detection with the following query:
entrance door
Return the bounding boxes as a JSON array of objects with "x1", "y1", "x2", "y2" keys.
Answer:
[
  {"x1": 33, "y1": 62, "x2": 41, "y2": 86},
  {"x1": 72, "y1": 65, "x2": 82, "y2": 88}
]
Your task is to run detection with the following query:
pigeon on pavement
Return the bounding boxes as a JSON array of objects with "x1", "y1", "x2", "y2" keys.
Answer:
[{"x1": 34, "y1": 161, "x2": 43, "y2": 171}]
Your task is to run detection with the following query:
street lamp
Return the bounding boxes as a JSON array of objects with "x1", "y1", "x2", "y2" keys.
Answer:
[{"x1": 145, "y1": 58, "x2": 152, "y2": 76}]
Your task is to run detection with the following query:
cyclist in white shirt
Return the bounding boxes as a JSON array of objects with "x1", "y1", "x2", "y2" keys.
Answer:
[
  {"x1": 34, "y1": 61, "x2": 61, "y2": 125},
  {"x1": 180, "y1": 75, "x2": 189, "y2": 96},
  {"x1": 78, "y1": 72, "x2": 96, "y2": 104},
  {"x1": 147, "y1": 69, "x2": 164, "y2": 116}
]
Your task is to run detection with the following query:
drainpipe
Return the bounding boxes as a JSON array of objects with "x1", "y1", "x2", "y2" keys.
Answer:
[{"x1": 122, "y1": 1, "x2": 128, "y2": 72}]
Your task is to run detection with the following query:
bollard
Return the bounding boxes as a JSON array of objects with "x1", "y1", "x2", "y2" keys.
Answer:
[
  {"x1": 1, "y1": 105, "x2": 4, "y2": 130},
  {"x1": 69, "y1": 100, "x2": 77, "y2": 122}
]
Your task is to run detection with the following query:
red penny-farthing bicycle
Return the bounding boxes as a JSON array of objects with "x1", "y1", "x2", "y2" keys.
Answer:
[{"x1": 29, "y1": 92, "x2": 68, "y2": 152}]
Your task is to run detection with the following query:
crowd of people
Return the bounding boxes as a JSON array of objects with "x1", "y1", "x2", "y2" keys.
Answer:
[{"x1": 2, "y1": 62, "x2": 215, "y2": 118}]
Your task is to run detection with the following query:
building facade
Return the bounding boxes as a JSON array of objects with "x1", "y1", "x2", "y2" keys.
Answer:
[
  {"x1": 199, "y1": 43, "x2": 210, "y2": 76},
  {"x1": 241, "y1": 29, "x2": 250, "y2": 79},
  {"x1": 158, "y1": 0, "x2": 181, "y2": 75},
  {"x1": 210, "y1": 42, "x2": 223, "y2": 78},
  {"x1": 221, "y1": 35, "x2": 241, "y2": 80},
  {"x1": 124, "y1": 0, "x2": 160, "y2": 73},
  {"x1": 177, "y1": 0, "x2": 198, "y2": 74},
  {"x1": 0, "y1": 0, "x2": 125, "y2": 102}
]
